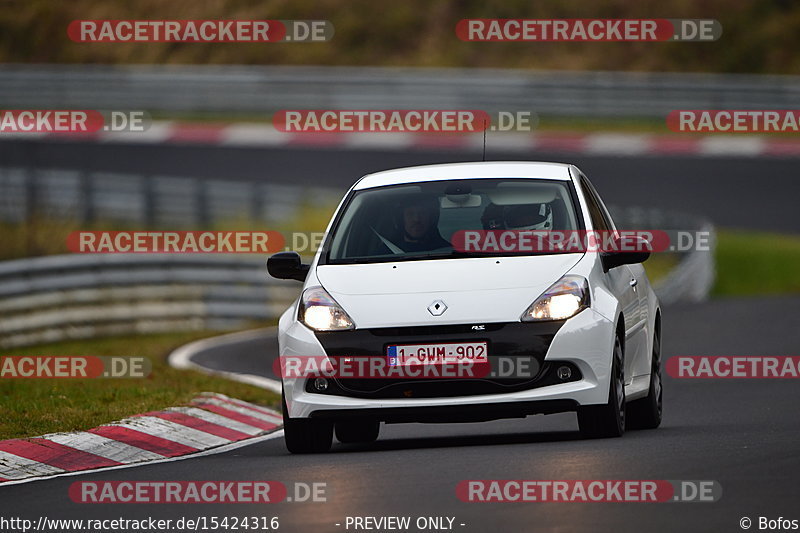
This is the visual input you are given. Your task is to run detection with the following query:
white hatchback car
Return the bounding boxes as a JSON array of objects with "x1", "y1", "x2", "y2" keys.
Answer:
[{"x1": 268, "y1": 162, "x2": 662, "y2": 453}]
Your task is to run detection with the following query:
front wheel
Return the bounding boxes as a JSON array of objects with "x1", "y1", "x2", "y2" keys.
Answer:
[
  {"x1": 578, "y1": 335, "x2": 625, "y2": 438},
  {"x1": 282, "y1": 392, "x2": 333, "y2": 454}
]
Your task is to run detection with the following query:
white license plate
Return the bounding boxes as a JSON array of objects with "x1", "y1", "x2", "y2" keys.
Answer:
[{"x1": 386, "y1": 342, "x2": 488, "y2": 366}]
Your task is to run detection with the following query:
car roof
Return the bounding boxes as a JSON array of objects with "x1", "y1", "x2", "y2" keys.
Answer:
[{"x1": 353, "y1": 161, "x2": 574, "y2": 190}]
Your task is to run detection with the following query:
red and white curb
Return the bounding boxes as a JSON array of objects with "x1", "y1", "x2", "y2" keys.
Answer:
[
  {"x1": 0, "y1": 392, "x2": 281, "y2": 485},
  {"x1": 4, "y1": 121, "x2": 800, "y2": 158}
]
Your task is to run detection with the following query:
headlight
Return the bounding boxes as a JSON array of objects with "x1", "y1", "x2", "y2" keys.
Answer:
[
  {"x1": 298, "y1": 286, "x2": 355, "y2": 331},
  {"x1": 521, "y1": 275, "x2": 589, "y2": 322}
]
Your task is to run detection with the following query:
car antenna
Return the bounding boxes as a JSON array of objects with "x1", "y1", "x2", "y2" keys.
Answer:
[{"x1": 482, "y1": 118, "x2": 487, "y2": 161}]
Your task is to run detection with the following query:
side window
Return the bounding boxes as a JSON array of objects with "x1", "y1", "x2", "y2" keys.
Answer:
[
  {"x1": 593, "y1": 186, "x2": 617, "y2": 231},
  {"x1": 580, "y1": 176, "x2": 610, "y2": 231}
]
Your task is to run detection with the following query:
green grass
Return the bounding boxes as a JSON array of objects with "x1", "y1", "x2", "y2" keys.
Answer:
[
  {"x1": 0, "y1": 201, "x2": 338, "y2": 261},
  {"x1": 642, "y1": 252, "x2": 680, "y2": 283},
  {"x1": 0, "y1": 331, "x2": 280, "y2": 440},
  {"x1": 713, "y1": 230, "x2": 800, "y2": 296}
]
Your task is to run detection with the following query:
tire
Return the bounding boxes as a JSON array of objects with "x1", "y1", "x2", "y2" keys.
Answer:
[
  {"x1": 626, "y1": 330, "x2": 662, "y2": 430},
  {"x1": 335, "y1": 420, "x2": 380, "y2": 444},
  {"x1": 282, "y1": 391, "x2": 333, "y2": 454},
  {"x1": 578, "y1": 335, "x2": 625, "y2": 438}
]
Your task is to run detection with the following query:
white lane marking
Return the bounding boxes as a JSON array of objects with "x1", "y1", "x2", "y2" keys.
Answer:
[
  {"x1": 699, "y1": 136, "x2": 766, "y2": 156},
  {"x1": 221, "y1": 124, "x2": 290, "y2": 146},
  {"x1": 166, "y1": 407, "x2": 264, "y2": 436},
  {"x1": 108, "y1": 417, "x2": 230, "y2": 449},
  {"x1": 0, "y1": 131, "x2": 48, "y2": 140},
  {"x1": 43, "y1": 432, "x2": 165, "y2": 464},
  {"x1": 99, "y1": 121, "x2": 174, "y2": 144},
  {"x1": 193, "y1": 398, "x2": 282, "y2": 425},
  {"x1": 0, "y1": 430, "x2": 284, "y2": 487},
  {"x1": 167, "y1": 327, "x2": 282, "y2": 394},
  {"x1": 586, "y1": 133, "x2": 650, "y2": 155},
  {"x1": 345, "y1": 132, "x2": 414, "y2": 149},
  {"x1": 0, "y1": 450, "x2": 66, "y2": 480}
]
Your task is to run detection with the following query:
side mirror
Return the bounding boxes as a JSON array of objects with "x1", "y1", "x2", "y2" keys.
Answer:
[
  {"x1": 601, "y1": 250, "x2": 651, "y2": 272},
  {"x1": 600, "y1": 235, "x2": 651, "y2": 272},
  {"x1": 267, "y1": 252, "x2": 309, "y2": 282}
]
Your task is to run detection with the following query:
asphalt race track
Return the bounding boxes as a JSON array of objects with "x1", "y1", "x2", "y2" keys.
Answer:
[
  {"x1": 1, "y1": 138, "x2": 799, "y2": 233},
  {"x1": 1, "y1": 140, "x2": 799, "y2": 532},
  {"x1": 2, "y1": 295, "x2": 800, "y2": 532}
]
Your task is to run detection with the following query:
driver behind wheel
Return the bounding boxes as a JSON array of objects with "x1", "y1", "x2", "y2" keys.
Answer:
[{"x1": 395, "y1": 194, "x2": 451, "y2": 252}]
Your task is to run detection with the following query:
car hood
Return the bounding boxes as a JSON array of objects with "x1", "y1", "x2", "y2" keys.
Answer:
[{"x1": 314, "y1": 254, "x2": 583, "y2": 328}]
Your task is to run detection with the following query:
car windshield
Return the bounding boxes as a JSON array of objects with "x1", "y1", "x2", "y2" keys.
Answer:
[{"x1": 325, "y1": 178, "x2": 581, "y2": 264}]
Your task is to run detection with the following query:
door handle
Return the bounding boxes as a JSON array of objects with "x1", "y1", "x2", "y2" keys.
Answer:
[{"x1": 629, "y1": 278, "x2": 638, "y2": 287}]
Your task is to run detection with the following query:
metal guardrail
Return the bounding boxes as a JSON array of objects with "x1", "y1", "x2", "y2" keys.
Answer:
[
  {"x1": 655, "y1": 223, "x2": 716, "y2": 305},
  {"x1": 1, "y1": 64, "x2": 799, "y2": 118},
  {"x1": 0, "y1": 254, "x2": 299, "y2": 348},
  {"x1": 611, "y1": 206, "x2": 716, "y2": 305},
  {"x1": 0, "y1": 207, "x2": 715, "y2": 349},
  {"x1": 0, "y1": 166, "x2": 341, "y2": 226}
]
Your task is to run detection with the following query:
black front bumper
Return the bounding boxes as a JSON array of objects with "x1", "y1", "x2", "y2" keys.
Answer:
[{"x1": 311, "y1": 321, "x2": 580, "y2": 399}]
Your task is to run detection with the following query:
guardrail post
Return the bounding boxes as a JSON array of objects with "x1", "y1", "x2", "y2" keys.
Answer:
[
  {"x1": 24, "y1": 166, "x2": 37, "y2": 220},
  {"x1": 143, "y1": 175, "x2": 156, "y2": 226},
  {"x1": 80, "y1": 170, "x2": 95, "y2": 224},
  {"x1": 251, "y1": 181, "x2": 264, "y2": 222},
  {"x1": 23, "y1": 166, "x2": 38, "y2": 256},
  {"x1": 196, "y1": 179, "x2": 210, "y2": 227}
]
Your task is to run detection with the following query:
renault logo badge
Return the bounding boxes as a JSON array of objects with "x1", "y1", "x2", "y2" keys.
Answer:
[{"x1": 427, "y1": 300, "x2": 447, "y2": 316}]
